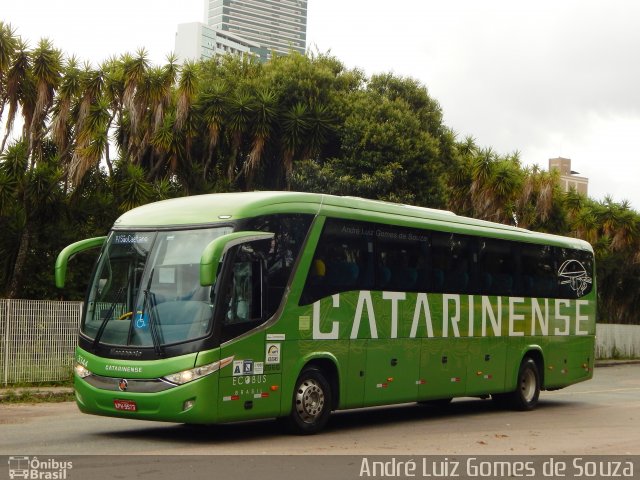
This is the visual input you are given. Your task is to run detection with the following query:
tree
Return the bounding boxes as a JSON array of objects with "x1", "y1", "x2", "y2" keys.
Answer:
[
  {"x1": 0, "y1": 140, "x2": 64, "y2": 297},
  {"x1": 27, "y1": 39, "x2": 62, "y2": 164},
  {"x1": 0, "y1": 22, "x2": 18, "y2": 122}
]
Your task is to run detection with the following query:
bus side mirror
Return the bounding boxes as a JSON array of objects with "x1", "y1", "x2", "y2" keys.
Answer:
[
  {"x1": 200, "y1": 231, "x2": 275, "y2": 286},
  {"x1": 55, "y1": 236, "x2": 107, "y2": 288}
]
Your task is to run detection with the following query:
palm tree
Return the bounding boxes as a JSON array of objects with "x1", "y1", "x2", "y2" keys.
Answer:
[
  {"x1": 2, "y1": 139, "x2": 63, "y2": 297},
  {"x1": 197, "y1": 82, "x2": 229, "y2": 180},
  {"x1": 280, "y1": 102, "x2": 309, "y2": 185},
  {"x1": 51, "y1": 57, "x2": 82, "y2": 163},
  {"x1": 469, "y1": 148, "x2": 496, "y2": 218},
  {"x1": 149, "y1": 55, "x2": 177, "y2": 134},
  {"x1": 101, "y1": 57, "x2": 126, "y2": 176},
  {"x1": 1, "y1": 39, "x2": 31, "y2": 153},
  {"x1": 175, "y1": 60, "x2": 198, "y2": 131},
  {"x1": 27, "y1": 38, "x2": 62, "y2": 164},
  {"x1": 69, "y1": 96, "x2": 111, "y2": 185},
  {"x1": 515, "y1": 165, "x2": 558, "y2": 228},
  {"x1": 122, "y1": 50, "x2": 149, "y2": 134},
  {"x1": 245, "y1": 87, "x2": 278, "y2": 187},
  {"x1": 114, "y1": 163, "x2": 152, "y2": 212},
  {"x1": 0, "y1": 22, "x2": 18, "y2": 125},
  {"x1": 302, "y1": 102, "x2": 334, "y2": 160},
  {"x1": 226, "y1": 89, "x2": 253, "y2": 182}
]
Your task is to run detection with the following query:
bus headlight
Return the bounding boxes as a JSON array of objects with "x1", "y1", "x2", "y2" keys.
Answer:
[
  {"x1": 162, "y1": 356, "x2": 234, "y2": 385},
  {"x1": 74, "y1": 363, "x2": 92, "y2": 378}
]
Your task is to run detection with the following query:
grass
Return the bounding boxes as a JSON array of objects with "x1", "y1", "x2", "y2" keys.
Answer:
[
  {"x1": 2, "y1": 378, "x2": 73, "y2": 388},
  {"x1": 0, "y1": 377, "x2": 75, "y2": 404},
  {"x1": 0, "y1": 389, "x2": 75, "y2": 404}
]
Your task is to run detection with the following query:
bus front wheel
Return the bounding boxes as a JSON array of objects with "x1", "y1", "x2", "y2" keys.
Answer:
[
  {"x1": 286, "y1": 367, "x2": 332, "y2": 435},
  {"x1": 494, "y1": 357, "x2": 540, "y2": 411}
]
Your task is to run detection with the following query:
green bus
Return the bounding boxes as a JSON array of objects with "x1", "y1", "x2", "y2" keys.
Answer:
[{"x1": 56, "y1": 192, "x2": 595, "y2": 434}]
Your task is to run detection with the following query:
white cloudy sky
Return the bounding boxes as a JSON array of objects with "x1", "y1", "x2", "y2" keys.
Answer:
[{"x1": 2, "y1": 0, "x2": 640, "y2": 207}]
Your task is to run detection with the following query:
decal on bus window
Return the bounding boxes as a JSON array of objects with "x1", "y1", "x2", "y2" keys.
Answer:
[{"x1": 558, "y1": 260, "x2": 592, "y2": 297}]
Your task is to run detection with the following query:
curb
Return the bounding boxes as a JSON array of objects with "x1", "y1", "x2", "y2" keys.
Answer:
[{"x1": 594, "y1": 359, "x2": 640, "y2": 368}]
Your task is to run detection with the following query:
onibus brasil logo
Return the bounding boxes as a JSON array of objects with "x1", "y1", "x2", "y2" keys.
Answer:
[{"x1": 8, "y1": 456, "x2": 72, "y2": 479}]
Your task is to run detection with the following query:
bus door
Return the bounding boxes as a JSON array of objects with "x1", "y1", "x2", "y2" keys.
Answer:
[{"x1": 215, "y1": 240, "x2": 282, "y2": 422}]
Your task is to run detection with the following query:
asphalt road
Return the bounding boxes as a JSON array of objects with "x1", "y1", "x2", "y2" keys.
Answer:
[{"x1": 0, "y1": 364, "x2": 638, "y2": 479}]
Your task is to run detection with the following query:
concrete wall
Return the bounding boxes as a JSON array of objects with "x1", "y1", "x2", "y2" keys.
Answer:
[{"x1": 596, "y1": 324, "x2": 640, "y2": 359}]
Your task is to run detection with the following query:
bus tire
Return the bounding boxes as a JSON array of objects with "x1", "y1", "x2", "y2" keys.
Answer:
[
  {"x1": 495, "y1": 357, "x2": 540, "y2": 411},
  {"x1": 286, "y1": 367, "x2": 332, "y2": 435}
]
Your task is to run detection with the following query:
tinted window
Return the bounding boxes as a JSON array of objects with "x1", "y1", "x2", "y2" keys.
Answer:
[
  {"x1": 300, "y1": 218, "x2": 594, "y2": 304},
  {"x1": 556, "y1": 247, "x2": 594, "y2": 299},
  {"x1": 242, "y1": 214, "x2": 313, "y2": 317},
  {"x1": 431, "y1": 232, "x2": 473, "y2": 294},
  {"x1": 218, "y1": 240, "x2": 269, "y2": 343},
  {"x1": 521, "y1": 244, "x2": 556, "y2": 298}
]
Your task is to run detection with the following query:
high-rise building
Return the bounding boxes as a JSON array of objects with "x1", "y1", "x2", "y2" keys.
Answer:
[
  {"x1": 175, "y1": 0, "x2": 308, "y2": 63},
  {"x1": 549, "y1": 157, "x2": 589, "y2": 195},
  {"x1": 174, "y1": 22, "x2": 261, "y2": 63},
  {"x1": 206, "y1": 0, "x2": 308, "y2": 57}
]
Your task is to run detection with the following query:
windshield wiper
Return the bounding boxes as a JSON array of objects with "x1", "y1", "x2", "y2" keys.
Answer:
[
  {"x1": 139, "y1": 268, "x2": 164, "y2": 357},
  {"x1": 92, "y1": 284, "x2": 127, "y2": 351}
]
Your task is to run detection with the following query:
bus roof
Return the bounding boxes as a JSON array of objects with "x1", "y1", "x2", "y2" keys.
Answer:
[{"x1": 114, "y1": 191, "x2": 592, "y2": 251}]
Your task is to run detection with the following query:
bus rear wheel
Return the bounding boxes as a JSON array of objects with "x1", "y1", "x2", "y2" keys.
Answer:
[
  {"x1": 286, "y1": 367, "x2": 332, "y2": 435},
  {"x1": 493, "y1": 357, "x2": 540, "y2": 411}
]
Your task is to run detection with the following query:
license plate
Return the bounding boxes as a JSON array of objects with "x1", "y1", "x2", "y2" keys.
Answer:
[{"x1": 114, "y1": 399, "x2": 137, "y2": 412}]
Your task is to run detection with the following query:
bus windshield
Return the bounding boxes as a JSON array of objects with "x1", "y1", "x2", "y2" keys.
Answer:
[{"x1": 83, "y1": 227, "x2": 233, "y2": 348}]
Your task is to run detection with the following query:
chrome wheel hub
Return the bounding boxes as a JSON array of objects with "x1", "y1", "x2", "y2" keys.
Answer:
[
  {"x1": 295, "y1": 378, "x2": 325, "y2": 423},
  {"x1": 520, "y1": 369, "x2": 537, "y2": 402}
]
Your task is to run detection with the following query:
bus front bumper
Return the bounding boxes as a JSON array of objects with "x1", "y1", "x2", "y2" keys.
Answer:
[{"x1": 74, "y1": 372, "x2": 220, "y2": 424}]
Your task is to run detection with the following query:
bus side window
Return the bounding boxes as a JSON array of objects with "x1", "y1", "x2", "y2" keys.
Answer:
[
  {"x1": 218, "y1": 242, "x2": 268, "y2": 342},
  {"x1": 556, "y1": 247, "x2": 593, "y2": 299},
  {"x1": 478, "y1": 238, "x2": 514, "y2": 296},
  {"x1": 300, "y1": 219, "x2": 372, "y2": 305},
  {"x1": 242, "y1": 214, "x2": 313, "y2": 318},
  {"x1": 521, "y1": 244, "x2": 556, "y2": 298}
]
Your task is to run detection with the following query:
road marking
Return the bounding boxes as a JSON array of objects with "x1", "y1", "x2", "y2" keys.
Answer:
[{"x1": 547, "y1": 387, "x2": 640, "y2": 395}]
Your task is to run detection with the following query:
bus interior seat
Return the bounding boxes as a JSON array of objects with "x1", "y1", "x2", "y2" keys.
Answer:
[
  {"x1": 432, "y1": 269, "x2": 444, "y2": 291},
  {"x1": 492, "y1": 273, "x2": 513, "y2": 295},
  {"x1": 444, "y1": 271, "x2": 469, "y2": 292},
  {"x1": 521, "y1": 275, "x2": 534, "y2": 297},
  {"x1": 535, "y1": 276, "x2": 554, "y2": 297},
  {"x1": 378, "y1": 266, "x2": 391, "y2": 288},
  {"x1": 480, "y1": 272, "x2": 492, "y2": 293},
  {"x1": 326, "y1": 261, "x2": 359, "y2": 288},
  {"x1": 391, "y1": 266, "x2": 418, "y2": 290}
]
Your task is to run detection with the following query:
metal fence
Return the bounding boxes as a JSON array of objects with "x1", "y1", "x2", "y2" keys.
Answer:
[
  {"x1": 595, "y1": 323, "x2": 640, "y2": 359},
  {"x1": 1, "y1": 299, "x2": 639, "y2": 385},
  {"x1": 0, "y1": 299, "x2": 82, "y2": 386}
]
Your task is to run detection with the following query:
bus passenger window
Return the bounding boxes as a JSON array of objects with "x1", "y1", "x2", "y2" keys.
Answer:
[
  {"x1": 241, "y1": 214, "x2": 313, "y2": 318},
  {"x1": 218, "y1": 242, "x2": 268, "y2": 343},
  {"x1": 556, "y1": 248, "x2": 593, "y2": 298},
  {"x1": 225, "y1": 261, "x2": 253, "y2": 324},
  {"x1": 431, "y1": 232, "x2": 471, "y2": 294},
  {"x1": 521, "y1": 244, "x2": 556, "y2": 298},
  {"x1": 478, "y1": 238, "x2": 514, "y2": 296}
]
